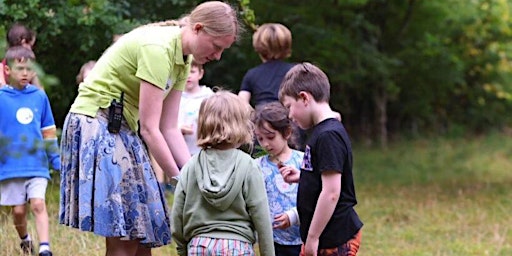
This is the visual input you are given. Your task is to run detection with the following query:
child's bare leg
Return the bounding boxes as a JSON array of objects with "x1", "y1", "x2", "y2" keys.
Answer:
[
  {"x1": 136, "y1": 245, "x2": 152, "y2": 256},
  {"x1": 30, "y1": 198, "x2": 49, "y2": 243},
  {"x1": 106, "y1": 237, "x2": 141, "y2": 256},
  {"x1": 12, "y1": 204, "x2": 28, "y2": 238}
]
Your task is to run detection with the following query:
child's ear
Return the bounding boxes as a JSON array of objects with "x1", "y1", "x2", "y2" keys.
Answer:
[
  {"x1": 198, "y1": 68, "x2": 204, "y2": 79},
  {"x1": 298, "y1": 91, "x2": 310, "y2": 104},
  {"x1": 3, "y1": 65, "x2": 10, "y2": 76},
  {"x1": 284, "y1": 127, "x2": 293, "y2": 139}
]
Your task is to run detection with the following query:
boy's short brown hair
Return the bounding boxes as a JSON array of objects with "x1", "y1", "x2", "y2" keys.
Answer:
[
  {"x1": 5, "y1": 46, "x2": 36, "y2": 67},
  {"x1": 252, "y1": 23, "x2": 292, "y2": 61},
  {"x1": 279, "y1": 62, "x2": 330, "y2": 103}
]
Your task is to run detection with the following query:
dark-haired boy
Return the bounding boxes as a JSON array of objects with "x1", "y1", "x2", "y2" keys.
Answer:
[{"x1": 279, "y1": 62, "x2": 363, "y2": 256}]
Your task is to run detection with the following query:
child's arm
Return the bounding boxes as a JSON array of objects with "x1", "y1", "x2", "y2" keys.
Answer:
[
  {"x1": 286, "y1": 207, "x2": 299, "y2": 225},
  {"x1": 31, "y1": 75, "x2": 44, "y2": 90},
  {"x1": 41, "y1": 95, "x2": 59, "y2": 170},
  {"x1": 171, "y1": 174, "x2": 188, "y2": 256},
  {"x1": 273, "y1": 207, "x2": 299, "y2": 229},
  {"x1": 304, "y1": 171, "x2": 341, "y2": 256},
  {"x1": 238, "y1": 90, "x2": 251, "y2": 104},
  {"x1": 245, "y1": 165, "x2": 275, "y2": 256},
  {"x1": 180, "y1": 124, "x2": 194, "y2": 135},
  {"x1": 41, "y1": 126, "x2": 60, "y2": 171}
]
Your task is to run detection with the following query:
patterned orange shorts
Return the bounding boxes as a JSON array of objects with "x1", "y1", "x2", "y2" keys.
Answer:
[{"x1": 300, "y1": 229, "x2": 362, "y2": 256}]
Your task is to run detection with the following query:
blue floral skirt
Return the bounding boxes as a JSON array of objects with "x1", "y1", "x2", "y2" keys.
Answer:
[{"x1": 59, "y1": 110, "x2": 171, "y2": 247}]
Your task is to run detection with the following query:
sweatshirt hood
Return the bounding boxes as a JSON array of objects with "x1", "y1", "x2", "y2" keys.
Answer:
[
  {"x1": 194, "y1": 148, "x2": 247, "y2": 211},
  {"x1": 0, "y1": 84, "x2": 39, "y2": 96}
]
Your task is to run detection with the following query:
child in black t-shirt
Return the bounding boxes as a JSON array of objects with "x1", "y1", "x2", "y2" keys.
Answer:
[{"x1": 279, "y1": 62, "x2": 363, "y2": 256}]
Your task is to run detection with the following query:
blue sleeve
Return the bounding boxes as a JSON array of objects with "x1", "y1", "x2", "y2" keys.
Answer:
[
  {"x1": 41, "y1": 93, "x2": 56, "y2": 128},
  {"x1": 240, "y1": 69, "x2": 253, "y2": 92},
  {"x1": 45, "y1": 138, "x2": 60, "y2": 171},
  {"x1": 41, "y1": 93, "x2": 60, "y2": 170}
]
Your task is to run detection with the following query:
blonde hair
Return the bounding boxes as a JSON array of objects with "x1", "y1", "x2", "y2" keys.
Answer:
[
  {"x1": 197, "y1": 90, "x2": 254, "y2": 149},
  {"x1": 253, "y1": 23, "x2": 292, "y2": 61},
  {"x1": 76, "y1": 60, "x2": 96, "y2": 84},
  {"x1": 187, "y1": 1, "x2": 244, "y2": 40},
  {"x1": 279, "y1": 62, "x2": 330, "y2": 103},
  {"x1": 140, "y1": 18, "x2": 185, "y2": 28}
]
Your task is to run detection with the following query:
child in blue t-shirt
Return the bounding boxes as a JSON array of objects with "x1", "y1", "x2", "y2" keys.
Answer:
[
  {"x1": 0, "y1": 46, "x2": 60, "y2": 256},
  {"x1": 253, "y1": 101, "x2": 303, "y2": 256}
]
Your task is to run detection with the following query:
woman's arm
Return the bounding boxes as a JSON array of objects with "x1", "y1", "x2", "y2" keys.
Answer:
[
  {"x1": 138, "y1": 80, "x2": 183, "y2": 177},
  {"x1": 160, "y1": 88, "x2": 192, "y2": 168}
]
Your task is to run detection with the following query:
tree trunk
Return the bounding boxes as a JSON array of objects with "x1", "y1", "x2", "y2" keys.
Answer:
[{"x1": 374, "y1": 86, "x2": 388, "y2": 148}]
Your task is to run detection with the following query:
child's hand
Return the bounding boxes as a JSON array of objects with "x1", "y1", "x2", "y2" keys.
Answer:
[
  {"x1": 304, "y1": 237, "x2": 319, "y2": 256},
  {"x1": 279, "y1": 165, "x2": 300, "y2": 183},
  {"x1": 180, "y1": 125, "x2": 193, "y2": 135},
  {"x1": 273, "y1": 213, "x2": 291, "y2": 229}
]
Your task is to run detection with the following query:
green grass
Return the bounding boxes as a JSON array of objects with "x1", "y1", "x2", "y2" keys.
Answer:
[
  {"x1": 1, "y1": 132, "x2": 512, "y2": 255},
  {"x1": 355, "y1": 132, "x2": 512, "y2": 255}
]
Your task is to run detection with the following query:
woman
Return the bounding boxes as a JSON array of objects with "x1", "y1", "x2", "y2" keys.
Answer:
[{"x1": 59, "y1": 2, "x2": 243, "y2": 255}]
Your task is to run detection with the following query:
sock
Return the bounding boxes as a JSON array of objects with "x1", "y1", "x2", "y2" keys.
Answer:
[
  {"x1": 21, "y1": 234, "x2": 32, "y2": 241},
  {"x1": 39, "y1": 242, "x2": 50, "y2": 253}
]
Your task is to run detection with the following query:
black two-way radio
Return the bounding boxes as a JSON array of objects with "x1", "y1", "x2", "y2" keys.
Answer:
[{"x1": 108, "y1": 92, "x2": 124, "y2": 133}]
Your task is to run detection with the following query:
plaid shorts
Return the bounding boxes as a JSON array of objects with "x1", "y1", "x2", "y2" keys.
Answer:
[
  {"x1": 300, "y1": 229, "x2": 362, "y2": 256},
  {"x1": 188, "y1": 236, "x2": 255, "y2": 256}
]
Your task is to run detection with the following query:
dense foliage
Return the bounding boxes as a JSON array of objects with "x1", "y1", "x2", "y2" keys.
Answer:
[{"x1": 1, "y1": 0, "x2": 512, "y2": 145}]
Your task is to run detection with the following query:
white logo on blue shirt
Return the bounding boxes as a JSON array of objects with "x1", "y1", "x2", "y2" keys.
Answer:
[{"x1": 16, "y1": 107, "x2": 34, "y2": 124}]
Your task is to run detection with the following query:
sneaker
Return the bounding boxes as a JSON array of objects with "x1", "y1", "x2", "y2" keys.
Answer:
[
  {"x1": 20, "y1": 240, "x2": 34, "y2": 255},
  {"x1": 39, "y1": 250, "x2": 53, "y2": 256}
]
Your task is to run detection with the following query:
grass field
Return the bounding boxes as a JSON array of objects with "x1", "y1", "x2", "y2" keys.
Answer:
[{"x1": 1, "y1": 132, "x2": 511, "y2": 255}]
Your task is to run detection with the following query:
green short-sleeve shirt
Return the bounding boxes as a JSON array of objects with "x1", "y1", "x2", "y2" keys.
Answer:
[{"x1": 71, "y1": 26, "x2": 191, "y2": 131}]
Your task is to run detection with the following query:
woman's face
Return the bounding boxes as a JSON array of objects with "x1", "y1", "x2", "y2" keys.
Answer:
[{"x1": 190, "y1": 27, "x2": 235, "y2": 64}]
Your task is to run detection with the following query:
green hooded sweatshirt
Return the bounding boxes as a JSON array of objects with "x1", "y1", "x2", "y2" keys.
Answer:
[{"x1": 171, "y1": 148, "x2": 275, "y2": 256}]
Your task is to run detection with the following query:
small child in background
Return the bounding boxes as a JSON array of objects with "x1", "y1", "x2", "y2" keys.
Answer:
[
  {"x1": 0, "y1": 46, "x2": 60, "y2": 256},
  {"x1": 279, "y1": 62, "x2": 363, "y2": 256},
  {"x1": 253, "y1": 101, "x2": 303, "y2": 256},
  {"x1": 0, "y1": 23, "x2": 43, "y2": 89},
  {"x1": 75, "y1": 60, "x2": 96, "y2": 86},
  {"x1": 238, "y1": 23, "x2": 295, "y2": 108},
  {"x1": 178, "y1": 60, "x2": 214, "y2": 155},
  {"x1": 171, "y1": 90, "x2": 274, "y2": 256}
]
